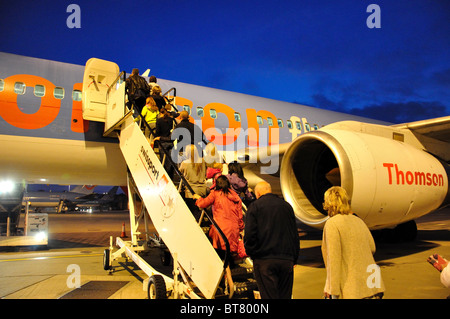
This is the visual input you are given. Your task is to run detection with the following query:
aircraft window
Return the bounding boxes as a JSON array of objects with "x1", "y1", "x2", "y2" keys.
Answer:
[
  {"x1": 54, "y1": 87, "x2": 65, "y2": 99},
  {"x1": 14, "y1": 82, "x2": 26, "y2": 95},
  {"x1": 72, "y1": 90, "x2": 82, "y2": 101},
  {"x1": 287, "y1": 120, "x2": 293, "y2": 129},
  {"x1": 313, "y1": 124, "x2": 319, "y2": 130},
  {"x1": 234, "y1": 112, "x2": 241, "y2": 122},
  {"x1": 295, "y1": 121, "x2": 302, "y2": 130},
  {"x1": 183, "y1": 105, "x2": 191, "y2": 114},
  {"x1": 256, "y1": 115, "x2": 263, "y2": 125},
  {"x1": 0, "y1": 79, "x2": 4, "y2": 92},
  {"x1": 34, "y1": 85, "x2": 45, "y2": 97},
  {"x1": 210, "y1": 109, "x2": 217, "y2": 119},
  {"x1": 196, "y1": 107, "x2": 204, "y2": 117},
  {"x1": 277, "y1": 119, "x2": 284, "y2": 128},
  {"x1": 304, "y1": 123, "x2": 311, "y2": 132},
  {"x1": 267, "y1": 117, "x2": 274, "y2": 126}
]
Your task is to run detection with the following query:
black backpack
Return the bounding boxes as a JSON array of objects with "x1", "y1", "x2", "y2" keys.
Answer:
[{"x1": 131, "y1": 76, "x2": 149, "y2": 99}]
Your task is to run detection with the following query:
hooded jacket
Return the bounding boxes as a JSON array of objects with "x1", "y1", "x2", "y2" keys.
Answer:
[
  {"x1": 196, "y1": 190, "x2": 244, "y2": 253},
  {"x1": 226, "y1": 173, "x2": 253, "y2": 200}
]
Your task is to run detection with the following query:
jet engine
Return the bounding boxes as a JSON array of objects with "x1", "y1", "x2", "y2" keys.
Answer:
[{"x1": 280, "y1": 121, "x2": 449, "y2": 232}]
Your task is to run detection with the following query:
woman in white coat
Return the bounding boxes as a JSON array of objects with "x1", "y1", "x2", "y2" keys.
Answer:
[{"x1": 321, "y1": 186, "x2": 386, "y2": 299}]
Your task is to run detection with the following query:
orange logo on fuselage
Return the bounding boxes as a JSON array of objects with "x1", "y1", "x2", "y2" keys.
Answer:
[
  {"x1": 176, "y1": 98, "x2": 280, "y2": 146},
  {"x1": 0, "y1": 74, "x2": 60, "y2": 130},
  {"x1": 0, "y1": 74, "x2": 304, "y2": 146},
  {"x1": 0, "y1": 74, "x2": 89, "y2": 133}
]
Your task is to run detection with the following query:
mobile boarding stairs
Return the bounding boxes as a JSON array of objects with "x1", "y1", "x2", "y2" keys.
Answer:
[{"x1": 82, "y1": 58, "x2": 256, "y2": 299}]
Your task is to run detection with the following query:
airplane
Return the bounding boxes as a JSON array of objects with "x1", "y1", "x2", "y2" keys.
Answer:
[
  {"x1": 22, "y1": 184, "x2": 93, "y2": 212},
  {"x1": 0, "y1": 51, "x2": 448, "y2": 242},
  {"x1": 73, "y1": 186, "x2": 120, "y2": 212},
  {"x1": 22, "y1": 185, "x2": 118, "y2": 212}
]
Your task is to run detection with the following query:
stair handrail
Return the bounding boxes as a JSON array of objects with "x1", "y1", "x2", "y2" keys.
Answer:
[
  {"x1": 106, "y1": 70, "x2": 128, "y2": 113},
  {"x1": 125, "y1": 91, "x2": 232, "y2": 270},
  {"x1": 154, "y1": 138, "x2": 231, "y2": 269},
  {"x1": 162, "y1": 87, "x2": 178, "y2": 112}
]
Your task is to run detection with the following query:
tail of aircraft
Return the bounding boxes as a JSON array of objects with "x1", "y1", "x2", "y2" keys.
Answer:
[
  {"x1": 84, "y1": 58, "x2": 256, "y2": 299},
  {"x1": 104, "y1": 186, "x2": 118, "y2": 199},
  {"x1": 70, "y1": 185, "x2": 96, "y2": 194}
]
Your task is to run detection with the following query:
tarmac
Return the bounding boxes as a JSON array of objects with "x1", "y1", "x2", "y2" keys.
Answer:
[{"x1": 0, "y1": 207, "x2": 448, "y2": 301}]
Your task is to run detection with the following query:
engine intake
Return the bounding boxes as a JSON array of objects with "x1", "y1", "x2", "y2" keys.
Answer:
[{"x1": 280, "y1": 123, "x2": 449, "y2": 230}]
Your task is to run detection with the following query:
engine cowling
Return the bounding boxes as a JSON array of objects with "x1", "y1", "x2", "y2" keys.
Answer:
[{"x1": 280, "y1": 121, "x2": 449, "y2": 230}]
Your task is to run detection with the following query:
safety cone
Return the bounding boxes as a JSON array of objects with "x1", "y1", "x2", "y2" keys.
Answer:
[{"x1": 120, "y1": 222, "x2": 127, "y2": 238}]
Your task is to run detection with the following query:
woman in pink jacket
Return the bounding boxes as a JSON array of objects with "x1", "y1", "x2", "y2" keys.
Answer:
[{"x1": 193, "y1": 175, "x2": 244, "y2": 297}]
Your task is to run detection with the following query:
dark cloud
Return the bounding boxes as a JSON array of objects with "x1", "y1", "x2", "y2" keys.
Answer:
[
  {"x1": 310, "y1": 93, "x2": 344, "y2": 112},
  {"x1": 348, "y1": 101, "x2": 448, "y2": 124},
  {"x1": 431, "y1": 68, "x2": 450, "y2": 86},
  {"x1": 311, "y1": 93, "x2": 448, "y2": 124}
]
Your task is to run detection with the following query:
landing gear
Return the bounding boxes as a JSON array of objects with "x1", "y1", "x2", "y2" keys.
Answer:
[
  {"x1": 373, "y1": 220, "x2": 417, "y2": 243},
  {"x1": 394, "y1": 220, "x2": 417, "y2": 242}
]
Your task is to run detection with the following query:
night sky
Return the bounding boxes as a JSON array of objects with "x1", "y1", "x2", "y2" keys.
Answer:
[{"x1": 0, "y1": 0, "x2": 449, "y2": 124}]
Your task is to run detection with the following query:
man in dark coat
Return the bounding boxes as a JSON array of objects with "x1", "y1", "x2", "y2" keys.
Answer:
[
  {"x1": 125, "y1": 68, "x2": 150, "y2": 113},
  {"x1": 154, "y1": 110, "x2": 209, "y2": 162},
  {"x1": 244, "y1": 181, "x2": 300, "y2": 299}
]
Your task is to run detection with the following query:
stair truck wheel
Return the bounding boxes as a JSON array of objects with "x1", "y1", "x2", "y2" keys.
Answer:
[
  {"x1": 103, "y1": 249, "x2": 111, "y2": 270},
  {"x1": 147, "y1": 275, "x2": 167, "y2": 299}
]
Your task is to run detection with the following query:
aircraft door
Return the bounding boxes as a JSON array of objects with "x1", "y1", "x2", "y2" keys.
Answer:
[{"x1": 82, "y1": 58, "x2": 120, "y2": 122}]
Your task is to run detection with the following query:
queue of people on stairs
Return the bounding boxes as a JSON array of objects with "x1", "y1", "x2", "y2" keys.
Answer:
[{"x1": 124, "y1": 69, "x2": 393, "y2": 300}]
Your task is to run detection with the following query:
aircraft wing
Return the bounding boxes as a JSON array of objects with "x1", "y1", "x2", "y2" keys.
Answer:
[
  {"x1": 236, "y1": 142, "x2": 292, "y2": 162},
  {"x1": 75, "y1": 193, "x2": 99, "y2": 200},
  {"x1": 232, "y1": 142, "x2": 292, "y2": 175},
  {"x1": 393, "y1": 116, "x2": 450, "y2": 162},
  {"x1": 393, "y1": 116, "x2": 450, "y2": 143}
]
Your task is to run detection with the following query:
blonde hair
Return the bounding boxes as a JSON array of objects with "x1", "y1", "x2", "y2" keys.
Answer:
[
  {"x1": 323, "y1": 186, "x2": 352, "y2": 217},
  {"x1": 146, "y1": 97, "x2": 156, "y2": 106},
  {"x1": 205, "y1": 142, "x2": 217, "y2": 157},
  {"x1": 204, "y1": 142, "x2": 221, "y2": 165},
  {"x1": 185, "y1": 144, "x2": 204, "y2": 174},
  {"x1": 151, "y1": 86, "x2": 162, "y2": 95}
]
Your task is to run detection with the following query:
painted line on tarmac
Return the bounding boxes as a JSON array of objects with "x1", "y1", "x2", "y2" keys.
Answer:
[{"x1": 0, "y1": 253, "x2": 103, "y2": 262}]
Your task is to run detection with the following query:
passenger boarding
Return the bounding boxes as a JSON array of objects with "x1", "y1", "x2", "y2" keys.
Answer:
[{"x1": 0, "y1": 52, "x2": 448, "y2": 298}]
